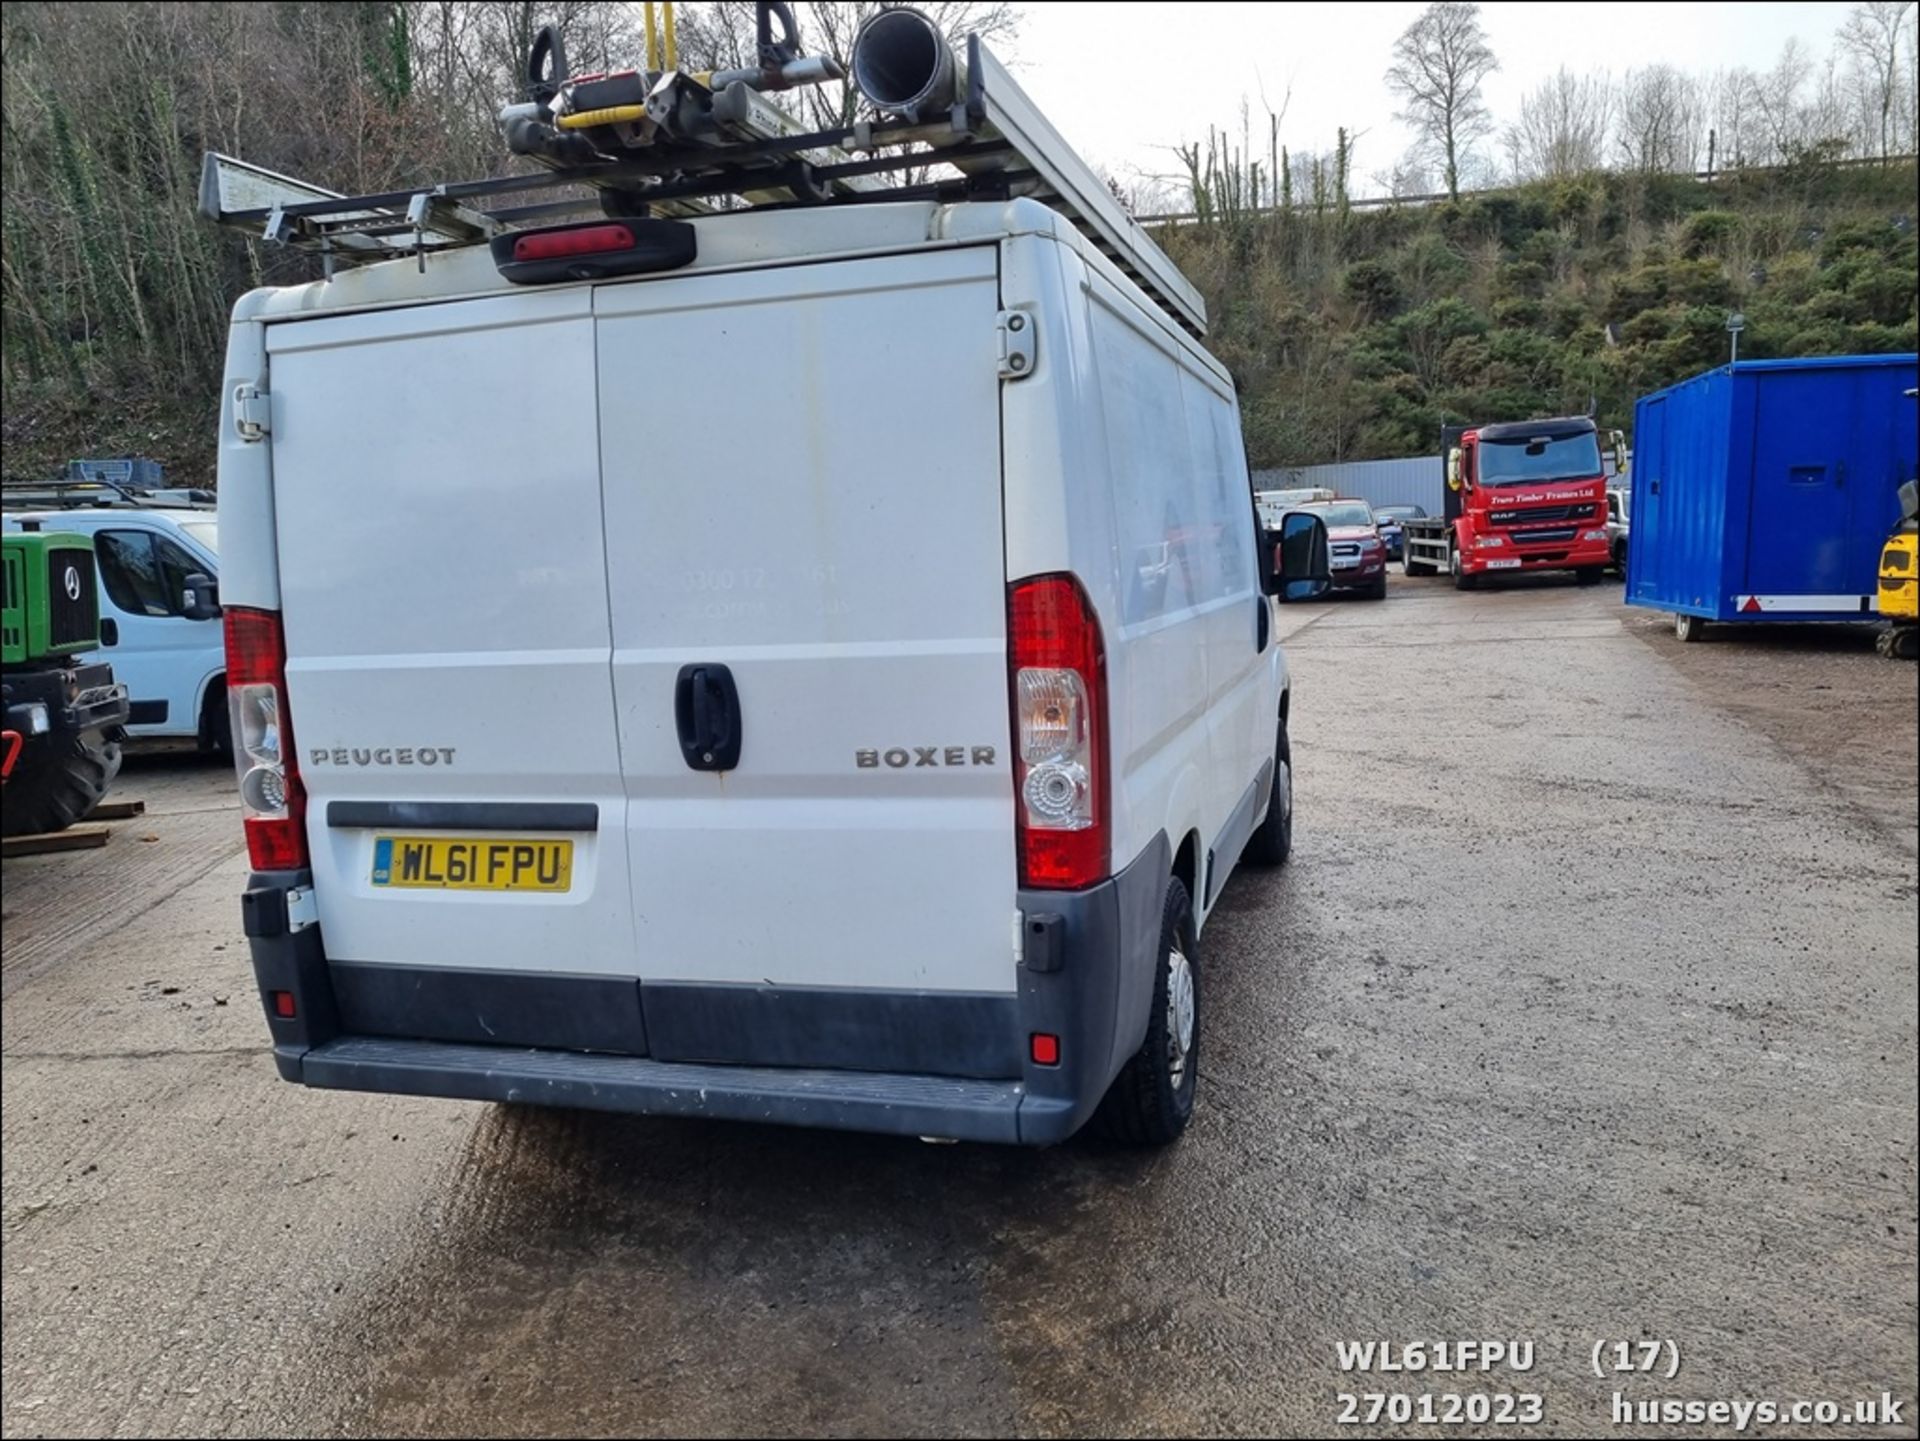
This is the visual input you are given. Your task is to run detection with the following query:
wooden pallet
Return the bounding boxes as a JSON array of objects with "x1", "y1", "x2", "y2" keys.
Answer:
[{"x1": 2, "y1": 823, "x2": 111, "y2": 858}]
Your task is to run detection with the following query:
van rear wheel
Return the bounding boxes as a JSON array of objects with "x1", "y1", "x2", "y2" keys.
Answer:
[{"x1": 1092, "y1": 877, "x2": 1199, "y2": 1147}]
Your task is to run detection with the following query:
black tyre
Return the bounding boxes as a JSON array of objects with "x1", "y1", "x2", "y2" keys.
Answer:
[
  {"x1": 1404, "y1": 555, "x2": 1435, "y2": 577},
  {"x1": 1575, "y1": 566, "x2": 1604, "y2": 586},
  {"x1": 1093, "y1": 877, "x2": 1199, "y2": 1147},
  {"x1": 1674, "y1": 612, "x2": 1706, "y2": 643},
  {"x1": 1366, "y1": 576, "x2": 1389, "y2": 599},
  {"x1": 1450, "y1": 545, "x2": 1477, "y2": 590},
  {"x1": 1, "y1": 726, "x2": 123, "y2": 836},
  {"x1": 200, "y1": 681, "x2": 232, "y2": 757},
  {"x1": 1245, "y1": 718, "x2": 1294, "y2": 867}
]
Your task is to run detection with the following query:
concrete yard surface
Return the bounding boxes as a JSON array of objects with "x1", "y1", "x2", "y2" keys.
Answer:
[{"x1": 3, "y1": 577, "x2": 1915, "y2": 1438}]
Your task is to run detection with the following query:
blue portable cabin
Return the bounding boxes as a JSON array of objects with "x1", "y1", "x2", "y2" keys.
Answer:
[{"x1": 1626, "y1": 354, "x2": 1919, "y2": 629}]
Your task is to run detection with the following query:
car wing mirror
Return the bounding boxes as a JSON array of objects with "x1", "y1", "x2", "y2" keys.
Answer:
[
  {"x1": 181, "y1": 572, "x2": 222, "y2": 622},
  {"x1": 1266, "y1": 513, "x2": 1331, "y2": 602}
]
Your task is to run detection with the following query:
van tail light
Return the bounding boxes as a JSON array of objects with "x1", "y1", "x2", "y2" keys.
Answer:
[
  {"x1": 1009, "y1": 575, "x2": 1108, "y2": 890},
  {"x1": 224, "y1": 607, "x2": 308, "y2": 872}
]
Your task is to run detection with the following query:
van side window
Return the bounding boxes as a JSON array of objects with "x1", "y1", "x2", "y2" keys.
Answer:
[{"x1": 96, "y1": 530, "x2": 200, "y2": 617}]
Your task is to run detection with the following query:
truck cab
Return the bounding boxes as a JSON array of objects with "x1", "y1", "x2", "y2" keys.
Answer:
[{"x1": 1406, "y1": 417, "x2": 1615, "y2": 588}]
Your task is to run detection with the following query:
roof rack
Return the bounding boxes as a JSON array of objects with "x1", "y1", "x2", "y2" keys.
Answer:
[
  {"x1": 199, "y1": 10, "x2": 1205, "y2": 337},
  {"x1": 2, "y1": 479, "x2": 216, "y2": 512}
]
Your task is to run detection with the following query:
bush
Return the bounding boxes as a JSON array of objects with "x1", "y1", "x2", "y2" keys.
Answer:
[
  {"x1": 1339, "y1": 260, "x2": 1403, "y2": 318},
  {"x1": 1680, "y1": 210, "x2": 1740, "y2": 259}
]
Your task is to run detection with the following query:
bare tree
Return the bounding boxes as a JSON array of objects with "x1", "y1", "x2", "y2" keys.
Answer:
[
  {"x1": 1749, "y1": 37, "x2": 1817, "y2": 163},
  {"x1": 1838, "y1": 0, "x2": 1917, "y2": 159},
  {"x1": 1384, "y1": 1, "x2": 1498, "y2": 201},
  {"x1": 1618, "y1": 64, "x2": 1701, "y2": 172},
  {"x1": 1378, "y1": 151, "x2": 1436, "y2": 197},
  {"x1": 1507, "y1": 67, "x2": 1613, "y2": 179}
]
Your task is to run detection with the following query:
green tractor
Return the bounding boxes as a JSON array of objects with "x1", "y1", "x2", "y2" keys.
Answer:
[{"x1": 2, "y1": 531, "x2": 131, "y2": 835}]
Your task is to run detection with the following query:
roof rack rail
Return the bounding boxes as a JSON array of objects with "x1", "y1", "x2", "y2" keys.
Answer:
[
  {"x1": 1, "y1": 479, "x2": 216, "y2": 512},
  {"x1": 199, "y1": 8, "x2": 1205, "y2": 337}
]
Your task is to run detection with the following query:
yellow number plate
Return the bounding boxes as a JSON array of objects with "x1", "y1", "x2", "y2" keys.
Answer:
[{"x1": 371, "y1": 836, "x2": 573, "y2": 892}]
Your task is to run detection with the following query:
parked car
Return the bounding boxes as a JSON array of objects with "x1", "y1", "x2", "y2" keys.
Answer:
[
  {"x1": 2, "y1": 503, "x2": 224, "y2": 749},
  {"x1": 1300, "y1": 499, "x2": 1389, "y2": 599},
  {"x1": 1255, "y1": 486, "x2": 1335, "y2": 530},
  {"x1": 1605, "y1": 485, "x2": 1630, "y2": 576},
  {"x1": 1373, "y1": 504, "x2": 1427, "y2": 562}
]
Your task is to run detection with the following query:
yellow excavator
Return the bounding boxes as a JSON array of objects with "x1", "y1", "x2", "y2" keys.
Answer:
[
  {"x1": 1879, "y1": 388, "x2": 1919, "y2": 660},
  {"x1": 1878, "y1": 477, "x2": 1918, "y2": 659}
]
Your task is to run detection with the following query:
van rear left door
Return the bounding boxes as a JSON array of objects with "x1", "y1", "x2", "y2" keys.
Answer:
[{"x1": 267, "y1": 289, "x2": 640, "y2": 1043}]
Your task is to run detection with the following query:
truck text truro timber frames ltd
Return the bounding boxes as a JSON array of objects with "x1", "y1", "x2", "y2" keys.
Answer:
[{"x1": 1401, "y1": 417, "x2": 1621, "y2": 588}]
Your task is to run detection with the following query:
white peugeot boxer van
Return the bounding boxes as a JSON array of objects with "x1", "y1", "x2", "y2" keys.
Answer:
[{"x1": 212, "y1": 9, "x2": 1329, "y2": 1146}]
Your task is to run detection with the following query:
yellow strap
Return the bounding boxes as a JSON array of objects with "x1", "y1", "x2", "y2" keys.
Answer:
[
  {"x1": 557, "y1": 104, "x2": 647, "y2": 130},
  {"x1": 662, "y1": 2, "x2": 678, "y2": 71},
  {"x1": 643, "y1": 3, "x2": 660, "y2": 70}
]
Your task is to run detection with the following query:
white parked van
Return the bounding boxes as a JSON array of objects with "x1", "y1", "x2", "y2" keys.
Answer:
[
  {"x1": 2, "y1": 505, "x2": 224, "y2": 747},
  {"x1": 213, "y1": 12, "x2": 1329, "y2": 1146}
]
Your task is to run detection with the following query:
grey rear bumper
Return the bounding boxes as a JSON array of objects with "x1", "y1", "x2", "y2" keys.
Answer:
[
  {"x1": 292, "y1": 1036, "x2": 1077, "y2": 1144},
  {"x1": 243, "y1": 832, "x2": 1168, "y2": 1146}
]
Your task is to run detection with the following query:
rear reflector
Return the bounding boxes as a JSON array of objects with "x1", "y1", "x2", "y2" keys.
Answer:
[
  {"x1": 271, "y1": 990, "x2": 297, "y2": 1019},
  {"x1": 1030, "y1": 1033, "x2": 1061, "y2": 1067}
]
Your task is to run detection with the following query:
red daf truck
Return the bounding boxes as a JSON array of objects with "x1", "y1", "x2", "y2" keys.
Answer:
[{"x1": 1401, "y1": 417, "x2": 1623, "y2": 588}]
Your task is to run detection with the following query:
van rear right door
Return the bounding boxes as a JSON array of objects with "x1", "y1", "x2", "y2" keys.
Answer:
[{"x1": 595, "y1": 247, "x2": 1019, "y2": 1071}]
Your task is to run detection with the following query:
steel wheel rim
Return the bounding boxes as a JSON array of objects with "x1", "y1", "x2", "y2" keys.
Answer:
[
  {"x1": 1166, "y1": 946, "x2": 1195, "y2": 1088},
  {"x1": 1276, "y1": 756, "x2": 1293, "y2": 826}
]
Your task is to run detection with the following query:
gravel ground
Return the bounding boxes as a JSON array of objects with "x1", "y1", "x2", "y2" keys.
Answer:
[{"x1": 3, "y1": 575, "x2": 1914, "y2": 1439}]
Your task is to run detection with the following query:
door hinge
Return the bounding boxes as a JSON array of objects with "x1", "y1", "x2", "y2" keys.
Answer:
[
  {"x1": 997, "y1": 310, "x2": 1036, "y2": 380},
  {"x1": 233, "y1": 383, "x2": 271, "y2": 441},
  {"x1": 285, "y1": 885, "x2": 318, "y2": 934}
]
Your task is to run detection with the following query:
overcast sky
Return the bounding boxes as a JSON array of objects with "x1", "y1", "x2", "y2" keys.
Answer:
[{"x1": 1004, "y1": 1, "x2": 1860, "y2": 205}]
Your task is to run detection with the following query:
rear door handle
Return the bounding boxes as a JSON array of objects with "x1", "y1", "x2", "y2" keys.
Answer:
[{"x1": 674, "y1": 663, "x2": 742, "y2": 771}]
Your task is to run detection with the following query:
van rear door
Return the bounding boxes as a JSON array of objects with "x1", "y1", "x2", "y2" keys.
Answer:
[
  {"x1": 594, "y1": 247, "x2": 1017, "y2": 1066},
  {"x1": 267, "y1": 290, "x2": 641, "y2": 1028}
]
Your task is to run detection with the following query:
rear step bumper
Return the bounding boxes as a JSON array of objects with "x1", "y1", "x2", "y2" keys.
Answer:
[
  {"x1": 243, "y1": 831, "x2": 1168, "y2": 1147},
  {"x1": 294, "y1": 1036, "x2": 1074, "y2": 1144}
]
